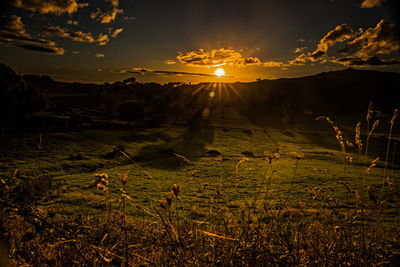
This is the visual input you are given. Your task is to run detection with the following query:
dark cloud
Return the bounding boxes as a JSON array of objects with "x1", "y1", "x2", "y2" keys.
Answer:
[
  {"x1": 44, "y1": 25, "x2": 109, "y2": 45},
  {"x1": 289, "y1": 20, "x2": 399, "y2": 67},
  {"x1": 361, "y1": 0, "x2": 384, "y2": 8},
  {"x1": 317, "y1": 24, "x2": 354, "y2": 52},
  {"x1": 291, "y1": 24, "x2": 354, "y2": 63},
  {"x1": 0, "y1": 15, "x2": 64, "y2": 54},
  {"x1": 339, "y1": 20, "x2": 399, "y2": 58},
  {"x1": 13, "y1": 0, "x2": 87, "y2": 15},
  {"x1": 17, "y1": 43, "x2": 64, "y2": 54},
  {"x1": 90, "y1": 0, "x2": 122, "y2": 23},
  {"x1": 333, "y1": 56, "x2": 400, "y2": 66},
  {"x1": 176, "y1": 48, "x2": 262, "y2": 67},
  {"x1": 118, "y1": 68, "x2": 217, "y2": 77}
]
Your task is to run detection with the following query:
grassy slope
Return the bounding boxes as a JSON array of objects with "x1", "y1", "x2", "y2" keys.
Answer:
[{"x1": 1, "y1": 107, "x2": 399, "y2": 224}]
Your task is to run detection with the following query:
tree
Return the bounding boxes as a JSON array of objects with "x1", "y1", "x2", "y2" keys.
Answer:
[{"x1": 0, "y1": 63, "x2": 48, "y2": 125}]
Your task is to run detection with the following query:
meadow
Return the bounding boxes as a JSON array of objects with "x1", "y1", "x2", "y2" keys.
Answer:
[{"x1": 1, "y1": 103, "x2": 400, "y2": 266}]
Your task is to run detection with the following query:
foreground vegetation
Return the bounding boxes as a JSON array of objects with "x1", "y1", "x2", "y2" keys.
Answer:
[{"x1": 1, "y1": 104, "x2": 400, "y2": 266}]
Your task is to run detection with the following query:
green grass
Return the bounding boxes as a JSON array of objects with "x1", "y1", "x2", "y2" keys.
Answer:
[{"x1": 2, "y1": 110, "x2": 399, "y2": 223}]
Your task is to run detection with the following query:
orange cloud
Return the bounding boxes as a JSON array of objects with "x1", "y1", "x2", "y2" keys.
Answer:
[
  {"x1": 361, "y1": 0, "x2": 384, "y2": 8},
  {"x1": 13, "y1": 0, "x2": 87, "y2": 15},
  {"x1": 164, "y1": 60, "x2": 176, "y2": 65},
  {"x1": 111, "y1": 28, "x2": 123, "y2": 38},
  {"x1": 44, "y1": 25, "x2": 109, "y2": 45},
  {"x1": 176, "y1": 48, "x2": 262, "y2": 67},
  {"x1": 90, "y1": 0, "x2": 122, "y2": 24}
]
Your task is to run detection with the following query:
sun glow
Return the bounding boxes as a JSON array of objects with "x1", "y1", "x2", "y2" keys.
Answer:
[{"x1": 214, "y1": 68, "x2": 225, "y2": 77}]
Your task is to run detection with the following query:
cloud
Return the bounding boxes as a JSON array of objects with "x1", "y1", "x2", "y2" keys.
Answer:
[
  {"x1": 97, "y1": 34, "x2": 109, "y2": 45},
  {"x1": 0, "y1": 15, "x2": 64, "y2": 54},
  {"x1": 164, "y1": 60, "x2": 176, "y2": 65},
  {"x1": 291, "y1": 24, "x2": 354, "y2": 63},
  {"x1": 262, "y1": 61, "x2": 288, "y2": 68},
  {"x1": 108, "y1": 0, "x2": 119, "y2": 7},
  {"x1": 288, "y1": 20, "x2": 399, "y2": 67},
  {"x1": 339, "y1": 20, "x2": 399, "y2": 58},
  {"x1": 67, "y1": 20, "x2": 79, "y2": 26},
  {"x1": 118, "y1": 67, "x2": 217, "y2": 77},
  {"x1": 361, "y1": 0, "x2": 384, "y2": 8},
  {"x1": 317, "y1": 24, "x2": 354, "y2": 53},
  {"x1": 111, "y1": 28, "x2": 123, "y2": 38},
  {"x1": 95, "y1": 53, "x2": 104, "y2": 58},
  {"x1": 176, "y1": 48, "x2": 262, "y2": 67},
  {"x1": 294, "y1": 47, "x2": 306, "y2": 53},
  {"x1": 13, "y1": 0, "x2": 88, "y2": 15},
  {"x1": 17, "y1": 43, "x2": 64, "y2": 54},
  {"x1": 333, "y1": 56, "x2": 400, "y2": 66},
  {"x1": 90, "y1": 0, "x2": 122, "y2": 23},
  {"x1": 44, "y1": 25, "x2": 109, "y2": 45}
]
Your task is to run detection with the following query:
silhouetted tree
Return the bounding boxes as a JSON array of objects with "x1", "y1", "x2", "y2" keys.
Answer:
[{"x1": 0, "y1": 63, "x2": 48, "y2": 125}]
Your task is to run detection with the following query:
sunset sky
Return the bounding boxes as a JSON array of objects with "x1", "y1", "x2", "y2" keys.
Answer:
[{"x1": 1, "y1": 0, "x2": 399, "y2": 83}]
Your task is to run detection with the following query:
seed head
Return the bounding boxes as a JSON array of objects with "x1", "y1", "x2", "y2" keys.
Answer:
[
  {"x1": 390, "y1": 109, "x2": 398, "y2": 127},
  {"x1": 355, "y1": 122, "x2": 362, "y2": 152},
  {"x1": 365, "y1": 157, "x2": 379, "y2": 175},
  {"x1": 366, "y1": 101, "x2": 373, "y2": 123}
]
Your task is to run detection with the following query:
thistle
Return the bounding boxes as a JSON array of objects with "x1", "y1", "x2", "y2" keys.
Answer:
[{"x1": 171, "y1": 184, "x2": 182, "y2": 198}]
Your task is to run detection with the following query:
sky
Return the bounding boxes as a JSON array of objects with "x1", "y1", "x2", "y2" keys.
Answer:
[{"x1": 0, "y1": 0, "x2": 399, "y2": 84}]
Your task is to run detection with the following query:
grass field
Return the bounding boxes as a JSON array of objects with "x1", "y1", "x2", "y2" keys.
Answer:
[
  {"x1": 2, "y1": 107, "x2": 399, "y2": 217},
  {"x1": 1, "y1": 106, "x2": 400, "y2": 265}
]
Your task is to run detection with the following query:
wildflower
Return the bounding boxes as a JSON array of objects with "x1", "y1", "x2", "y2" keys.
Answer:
[
  {"x1": 264, "y1": 151, "x2": 280, "y2": 163},
  {"x1": 290, "y1": 152, "x2": 304, "y2": 160},
  {"x1": 159, "y1": 197, "x2": 172, "y2": 209},
  {"x1": 94, "y1": 173, "x2": 109, "y2": 192},
  {"x1": 117, "y1": 172, "x2": 128, "y2": 185},
  {"x1": 171, "y1": 184, "x2": 181, "y2": 198}
]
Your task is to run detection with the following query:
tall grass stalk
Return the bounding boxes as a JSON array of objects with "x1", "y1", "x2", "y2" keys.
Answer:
[
  {"x1": 364, "y1": 102, "x2": 374, "y2": 166},
  {"x1": 382, "y1": 109, "x2": 398, "y2": 194}
]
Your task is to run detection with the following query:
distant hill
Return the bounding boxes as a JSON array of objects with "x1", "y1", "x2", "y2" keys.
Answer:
[
  {"x1": 2, "y1": 63, "x2": 400, "y2": 120},
  {"x1": 237, "y1": 68, "x2": 400, "y2": 114}
]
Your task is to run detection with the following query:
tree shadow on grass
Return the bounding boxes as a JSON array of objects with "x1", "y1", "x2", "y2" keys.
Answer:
[
  {"x1": 120, "y1": 129, "x2": 173, "y2": 143},
  {"x1": 132, "y1": 112, "x2": 215, "y2": 170}
]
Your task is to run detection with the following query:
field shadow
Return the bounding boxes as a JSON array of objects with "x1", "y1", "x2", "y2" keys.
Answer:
[
  {"x1": 120, "y1": 129, "x2": 172, "y2": 143},
  {"x1": 132, "y1": 113, "x2": 215, "y2": 170}
]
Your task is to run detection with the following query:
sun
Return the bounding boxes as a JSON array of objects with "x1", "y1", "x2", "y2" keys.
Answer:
[{"x1": 214, "y1": 68, "x2": 225, "y2": 77}]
